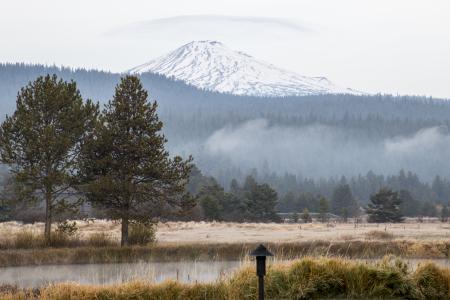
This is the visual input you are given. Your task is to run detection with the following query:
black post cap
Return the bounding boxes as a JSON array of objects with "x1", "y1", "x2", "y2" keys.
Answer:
[{"x1": 250, "y1": 244, "x2": 273, "y2": 257}]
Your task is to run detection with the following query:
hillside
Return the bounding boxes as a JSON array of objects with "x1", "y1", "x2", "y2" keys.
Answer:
[{"x1": 2, "y1": 63, "x2": 450, "y2": 191}]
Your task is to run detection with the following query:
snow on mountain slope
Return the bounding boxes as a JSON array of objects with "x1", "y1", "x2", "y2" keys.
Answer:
[{"x1": 129, "y1": 41, "x2": 360, "y2": 97}]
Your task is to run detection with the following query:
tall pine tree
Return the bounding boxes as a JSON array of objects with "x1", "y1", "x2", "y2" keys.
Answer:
[
  {"x1": 243, "y1": 176, "x2": 280, "y2": 222},
  {"x1": 0, "y1": 75, "x2": 98, "y2": 242},
  {"x1": 367, "y1": 188, "x2": 404, "y2": 223},
  {"x1": 80, "y1": 76, "x2": 193, "y2": 245},
  {"x1": 318, "y1": 197, "x2": 329, "y2": 223},
  {"x1": 331, "y1": 184, "x2": 359, "y2": 217}
]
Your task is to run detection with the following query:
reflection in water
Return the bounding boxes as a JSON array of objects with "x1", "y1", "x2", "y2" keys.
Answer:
[
  {"x1": 0, "y1": 261, "x2": 242, "y2": 288},
  {"x1": 1, "y1": 259, "x2": 449, "y2": 288}
]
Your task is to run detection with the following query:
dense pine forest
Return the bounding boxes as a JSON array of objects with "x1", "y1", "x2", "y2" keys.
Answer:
[{"x1": 1, "y1": 63, "x2": 450, "y2": 221}]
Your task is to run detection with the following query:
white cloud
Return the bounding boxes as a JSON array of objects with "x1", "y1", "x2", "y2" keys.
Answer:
[{"x1": 106, "y1": 15, "x2": 309, "y2": 37}]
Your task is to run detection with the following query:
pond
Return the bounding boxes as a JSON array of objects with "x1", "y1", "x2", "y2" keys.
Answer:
[
  {"x1": 1, "y1": 259, "x2": 449, "y2": 288},
  {"x1": 0, "y1": 261, "x2": 242, "y2": 288}
]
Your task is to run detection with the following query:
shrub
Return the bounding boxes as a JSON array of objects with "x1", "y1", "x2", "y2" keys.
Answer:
[
  {"x1": 55, "y1": 221, "x2": 78, "y2": 237},
  {"x1": 128, "y1": 223, "x2": 156, "y2": 245}
]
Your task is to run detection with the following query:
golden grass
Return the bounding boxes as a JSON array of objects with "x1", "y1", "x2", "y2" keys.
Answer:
[
  {"x1": 1, "y1": 257, "x2": 450, "y2": 299},
  {"x1": 0, "y1": 240, "x2": 449, "y2": 268},
  {"x1": 0, "y1": 229, "x2": 118, "y2": 250}
]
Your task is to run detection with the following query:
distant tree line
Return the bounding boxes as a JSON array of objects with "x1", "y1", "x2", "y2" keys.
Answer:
[
  {"x1": 236, "y1": 169, "x2": 450, "y2": 217},
  {"x1": 184, "y1": 166, "x2": 449, "y2": 223}
]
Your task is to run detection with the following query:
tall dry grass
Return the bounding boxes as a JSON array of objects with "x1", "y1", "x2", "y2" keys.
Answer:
[
  {"x1": 0, "y1": 240, "x2": 449, "y2": 268},
  {"x1": 0, "y1": 229, "x2": 118, "y2": 250},
  {"x1": 1, "y1": 257, "x2": 450, "y2": 299}
]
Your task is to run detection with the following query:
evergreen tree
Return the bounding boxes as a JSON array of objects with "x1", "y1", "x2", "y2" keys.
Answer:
[
  {"x1": 185, "y1": 165, "x2": 212, "y2": 195},
  {"x1": 200, "y1": 195, "x2": 221, "y2": 221},
  {"x1": 197, "y1": 181, "x2": 223, "y2": 221},
  {"x1": 298, "y1": 192, "x2": 320, "y2": 212},
  {"x1": 0, "y1": 173, "x2": 12, "y2": 221},
  {"x1": 226, "y1": 178, "x2": 244, "y2": 221},
  {"x1": 301, "y1": 208, "x2": 312, "y2": 223},
  {"x1": 432, "y1": 175, "x2": 448, "y2": 204},
  {"x1": 197, "y1": 178, "x2": 241, "y2": 221},
  {"x1": 341, "y1": 208, "x2": 348, "y2": 223},
  {"x1": 318, "y1": 197, "x2": 329, "y2": 223},
  {"x1": 367, "y1": 188, "x2": 404, "y2": 223},
  {"x1": 399, "y1": 190, "x2": 421, "y2": 217},
  {"x1": 243, "y1": 176, "x2": 280, "y2": 222},
  {"x1": 279, "y1": 191, "x2": 295, "y2": 212},
  {"x1": 0, "y1": 75, "x2": 98, "y2": 242},
  {"x1": 243, "y1": 175, "x2": 257, "y2": 192},
  {"x1": 292, "y1": 212, "x2": 299, "y2": 223},
  {"x1": 421, "y1": 202, "x2": 437, "y2": 217},
  {"x1": 331, "y1": 184, "x2": 358, "y2": 217},
  {"x1": 79, "y1": 76, "x2": 193, "y2": 246},
  {"x1": 441, "y1": 206, "x2": 449, "y2": 222}
]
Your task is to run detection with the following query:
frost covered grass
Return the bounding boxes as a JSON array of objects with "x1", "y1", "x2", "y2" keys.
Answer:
[
  {"x1": 2, "y1": 220, "x2": 450, "y2": 246},
  {"x1": 1, "y1": 257, "x2": 450, "y2": 299}
]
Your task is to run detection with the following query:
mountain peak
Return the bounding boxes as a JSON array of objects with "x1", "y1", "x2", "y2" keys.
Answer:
[
  {"x1": 189, "y1": 40, "x2": 223, "y2": 46},
  {"x1": 129, "y1": 41, "x2": 359, "y2": 97}
]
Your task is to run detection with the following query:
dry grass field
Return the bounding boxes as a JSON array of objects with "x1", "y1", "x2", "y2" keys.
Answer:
[
  {"x1": 155, "y1": 221, "x2": 450, "y2": 243},
  {"x1": 1, "y1": 220, "x2": 449, "y2": 244},
  {"x1": 1, "y1": 220, "x2": 449, "y2": 267}
]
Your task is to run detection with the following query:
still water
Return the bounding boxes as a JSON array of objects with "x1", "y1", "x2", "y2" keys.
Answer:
[
  {"x1": 1, "y1": 259, "x2": 449, "y2": 288},
  {"x1": 0, "y1": 261, "x2": 241, "y2": 288}
]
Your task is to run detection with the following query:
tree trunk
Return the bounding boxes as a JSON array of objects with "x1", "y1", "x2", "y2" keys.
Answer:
[
  {"x1": 121, "y1": 216, "x2": 129, "y2": 246},
  {"x1": 44, "y1": 188, "x2": 52, "y2": 245}
]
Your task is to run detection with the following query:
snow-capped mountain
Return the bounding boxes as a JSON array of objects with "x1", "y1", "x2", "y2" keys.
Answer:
[{"x1": 129, "y1": 41, "x2": 359, "y2": 97}]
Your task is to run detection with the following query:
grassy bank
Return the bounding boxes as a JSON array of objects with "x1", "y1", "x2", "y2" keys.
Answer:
[
  {"x1": 1, "y1": 257, "x2": 450, "y2": 299},
  {"x1": 0, "y1": 240, "x2": 449, "y2": 267}
]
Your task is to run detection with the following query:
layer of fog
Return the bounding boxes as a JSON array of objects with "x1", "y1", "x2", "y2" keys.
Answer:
[
  {"x1": 177, "y1": 119, "x2": 450, "y2": 181},
  {"x1": 0, "y1": 261, "x2": 240, "y2": 288}
]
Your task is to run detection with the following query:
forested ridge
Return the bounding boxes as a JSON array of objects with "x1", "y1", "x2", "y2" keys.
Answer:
[{"x1": 2, "y1": 63, "x2": 450, "y2": 218}]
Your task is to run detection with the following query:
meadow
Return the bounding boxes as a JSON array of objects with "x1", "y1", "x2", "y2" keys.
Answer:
[
  {"x1": 0, "y1": 220, "x2": 449, "y2": 267},
  {"x1": 2, "y1": 219, "x2": 450, "y2": 245}
]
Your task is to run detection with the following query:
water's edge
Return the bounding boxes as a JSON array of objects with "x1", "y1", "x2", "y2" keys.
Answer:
[{"x1": 1, "y1": 259, "x2": 449, "y2": 288}]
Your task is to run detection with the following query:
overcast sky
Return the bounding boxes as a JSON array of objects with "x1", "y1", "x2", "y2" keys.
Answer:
[{"x1": 2, "y1": 0, "x2": 450, "y2": 98}]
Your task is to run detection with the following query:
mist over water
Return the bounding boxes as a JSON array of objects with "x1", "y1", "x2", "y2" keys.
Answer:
[
  {"x1": 0, "y1": 261, "x2": 240, "y2": 288},
  {"x1": 185, "y1": 119, "x2": 450, "y2": 181}
]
